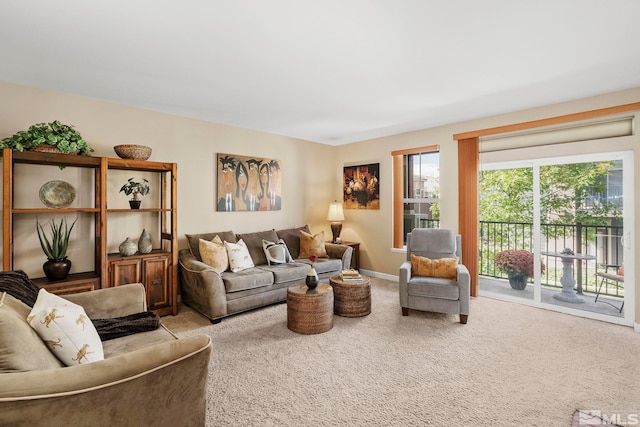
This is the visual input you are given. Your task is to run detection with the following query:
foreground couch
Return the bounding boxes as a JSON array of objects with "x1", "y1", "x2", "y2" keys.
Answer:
[
  {"x1": 0, "y1": 282, "x2": 212, "y2": 427},
  {"x1": 179, "y1": 225, "x2": 353, "y2": 322}
]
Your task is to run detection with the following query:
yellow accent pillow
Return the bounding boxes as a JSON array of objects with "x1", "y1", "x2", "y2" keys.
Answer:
[
  {"x1": 298, "y1": 230, "x2": 328, "y2": 259},
  {"x1": 199, "y1": 235, "x2": 229, "y2": 273},
  {"x1": 411, "y1": 254, "x2": 458, "y2": 279}
]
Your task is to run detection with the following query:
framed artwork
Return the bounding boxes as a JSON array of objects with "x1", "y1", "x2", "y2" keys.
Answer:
[
  {"x1": 216, "y1": 153, "x2": 282, "y2": 212},
  {"x1": 343, "y1": 163, "x2": 379, "y2": 209}
]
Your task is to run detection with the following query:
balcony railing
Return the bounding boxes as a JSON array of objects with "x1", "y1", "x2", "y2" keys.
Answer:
[{"x1": 479, "y1": 220, "x2": 624, "y2": 297}]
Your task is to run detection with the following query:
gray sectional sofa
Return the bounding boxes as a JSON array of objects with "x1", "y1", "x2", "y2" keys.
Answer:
[{"x1": 178, "y1": 225, "x2": 353, "y2": 322}]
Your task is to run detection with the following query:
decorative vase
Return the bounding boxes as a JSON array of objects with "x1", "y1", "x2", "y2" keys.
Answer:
[
  {"x1": 129, "y1": 200, "x2": 141, "y2": 209},
  {"x1": 138, "y1": 228, "x2": 152, "y2": 254},
  {"x1": 508, "y1": 274, "x2": 528, "y2": 290},
  {"x1": 306, "y1": 267, "x2": 319, "y2": 290},
  {"x1": 119, "y1": 237, "x2": 137, "y2": 256},
  {"x1": 43, "y1": 258, "x2": 72, "y2": 281}
]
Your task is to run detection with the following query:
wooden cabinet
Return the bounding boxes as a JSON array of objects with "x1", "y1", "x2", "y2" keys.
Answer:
[
  {"x1": 109, "y1": 251, "x2": 172, "y2": 315},
  {"x1": 2, "y1": 148, "x2": 178, "y2": 316}
]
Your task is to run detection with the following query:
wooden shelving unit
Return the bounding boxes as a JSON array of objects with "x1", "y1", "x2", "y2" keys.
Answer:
[{"x1": 2, "y1": 148, "x2": 178, "y2": 316}]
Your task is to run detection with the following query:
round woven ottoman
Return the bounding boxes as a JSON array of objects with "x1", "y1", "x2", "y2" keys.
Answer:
[
  {"x1": 329, "y1": 275, "x2": 371, "y2": 317},
  {"x1": 287, "y1": 284, "x2": 334, "y2": 334}
]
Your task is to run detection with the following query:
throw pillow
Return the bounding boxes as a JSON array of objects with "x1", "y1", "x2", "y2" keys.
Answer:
[
  {"x1": 0, "y1": 292, "x2": 64, "y2": 372},
  {"x1": 224, "y1": 239, "x2": 255, "y2": 272},
  {"x1": 28, "y1": 289, "x2": 104, "y2": 366},
  {"x1": 262, "y1": 239, "x2": 293, "y2": 265},
  {"x1": 298, "y1": 230, "x2": 328, "y2": 259},
  {"x1": 199, "y1": 236, "x2": 229, "y2": 273},
  {"x1": 411, "y1": 254, "x2": 458, "y2": 280}
]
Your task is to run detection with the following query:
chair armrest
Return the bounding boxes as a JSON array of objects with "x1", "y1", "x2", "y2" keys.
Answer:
[
  {"x1": 62, "y1": 283, "x2": 147, "y2": 319},
  {"x1": 178, "y1": 249, "x2": 228, "y2": 320},
  {"x1": 456, "y1": 264, "x2": 471, "y2": 315},
  {"x1": 325, "y1": 243, "x2": 353, "y2": 270},
  {"x1": 0, "y1": 335, "x2": 212, "y2": 426},
  {"x1": 399, "y1": 261, "x2": 412, "y2": 307}
]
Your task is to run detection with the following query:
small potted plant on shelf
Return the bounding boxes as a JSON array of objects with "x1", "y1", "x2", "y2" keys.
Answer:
[
  {"x1": 36, "y1": 217, "x2": 78, "y2": 281},
  {"x1": 119, "y1": 177, "x2": 150, "y2": 209},
  {"x1": 0, "y1": 120, "x2": 93, "y2": 156},
  {"x1": 493, "y1": 249, "x2": 545, "y2": 290}
]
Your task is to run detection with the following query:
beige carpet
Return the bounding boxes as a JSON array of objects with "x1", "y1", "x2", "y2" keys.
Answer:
[{"x1": 163, "y1": 277, "x2": 640, "y2": 426}]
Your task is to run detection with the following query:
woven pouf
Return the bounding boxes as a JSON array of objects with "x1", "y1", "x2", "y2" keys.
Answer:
[
  {"x1": 329, "y1": 275, "x2": 371, "y2": 317},
  {"x1": 287, "y1": 284, "x2": 334, "y2": 334}
]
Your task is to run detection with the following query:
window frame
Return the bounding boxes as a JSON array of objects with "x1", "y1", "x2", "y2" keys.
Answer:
[{"x1": 391, "y1": 145, "x2": 439, "y2": 249}]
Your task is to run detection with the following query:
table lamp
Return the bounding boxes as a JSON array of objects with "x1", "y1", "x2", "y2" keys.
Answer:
[{"x1": 326, "y1": 201, "x2": 345, "y2": 243}]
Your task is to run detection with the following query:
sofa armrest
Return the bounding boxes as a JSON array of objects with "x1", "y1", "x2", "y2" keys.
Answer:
[
  {"x1": 179, "y1": 249, "x2": 228, "y2": 320},
  {"x1": 62, "y1": 283, "x2": 147, "y2": 319},
  {"x1": 325, "y1": 243, "x2": 353, "y2": 270},
  {"x1": 0, "y1": 334, "x2": 212, "y2": 426}
]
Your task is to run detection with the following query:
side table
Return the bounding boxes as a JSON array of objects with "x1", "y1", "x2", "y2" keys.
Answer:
[
  {"x1": 287, "y1": 284, "x2": 334, "y2": 334},
  {"x1": 329, "y1": 275, "x2": 371, "y2": 317},
  {"x1": 542, "y1": 251, "x2": 596, "y2": 304}
]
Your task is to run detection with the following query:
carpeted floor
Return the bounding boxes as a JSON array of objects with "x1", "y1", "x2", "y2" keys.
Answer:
[{"x1": 163, "y1": 277, "x2": 640, "y2": 426}]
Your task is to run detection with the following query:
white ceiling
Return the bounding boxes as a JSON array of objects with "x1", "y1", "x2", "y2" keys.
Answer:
[{"x1": 1, "y1": 1, "x2": 640, "y2": 145}]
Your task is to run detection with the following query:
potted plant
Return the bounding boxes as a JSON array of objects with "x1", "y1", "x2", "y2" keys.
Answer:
[
  {"x1": 493, "y1": 249, "x2": 545, "y2": 290},
  {"x1": 36, "y1": 217, "x2": 78, "y2": 281},
  {"x1": 1, "y1": 120, "x2": 93, "y2": 155},
  {"x1": 119, "y1": 177, "x2": 150, "y2": 209}
]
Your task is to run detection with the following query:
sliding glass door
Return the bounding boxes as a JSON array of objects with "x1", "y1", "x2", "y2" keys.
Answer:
[{"x1": 479, "y1": 151, "x2": 634, "y2": 325}]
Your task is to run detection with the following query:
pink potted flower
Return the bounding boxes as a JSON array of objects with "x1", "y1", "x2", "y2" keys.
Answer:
[{"x1": 493, "y1": 250, "x2": 545, "y2": 290}]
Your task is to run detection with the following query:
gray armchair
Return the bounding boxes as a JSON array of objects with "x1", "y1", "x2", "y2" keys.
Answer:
[{"x1": 399, "y1": 228, "x2": 470, "y2": 324}]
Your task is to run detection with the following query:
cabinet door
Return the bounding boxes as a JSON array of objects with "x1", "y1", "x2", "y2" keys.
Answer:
[
  {"x1": 110, "y1": 258, "x2": 142, "y2": 287},
  {"x1": 142, "y1": 256, "x2": 170, "y2": 311}
]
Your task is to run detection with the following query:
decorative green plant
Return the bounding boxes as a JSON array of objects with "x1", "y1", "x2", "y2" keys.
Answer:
[
  {"x1": 36, "y1": 217, "x2": 78, "y2": 261},
  {"x1": 493, "y1": 249, "x2": 545, "y2": 278},
  {"x1": 1, "y1": 120, "x2": 93, "y2": 155},
  {"x1": 119, "y1": 178, "x2": 150, "y2": 201}
]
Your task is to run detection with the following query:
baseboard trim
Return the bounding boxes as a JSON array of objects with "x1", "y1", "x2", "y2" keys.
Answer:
[{"x1": 360, "y1": 269, "x2": 397, "y2": 282}]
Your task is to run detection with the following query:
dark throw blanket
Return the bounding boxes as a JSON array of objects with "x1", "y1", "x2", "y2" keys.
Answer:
[{"x1": 0, "y1": 270, "x2": 161, "y2": 341}]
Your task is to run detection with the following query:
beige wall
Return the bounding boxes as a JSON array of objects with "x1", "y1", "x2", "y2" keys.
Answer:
[
  {"x1": 0, "y1": 81, "x2": 336, "y2": 275},
  {"x1": 2, "y1": 80, "x2": 639, "y2": 324}
]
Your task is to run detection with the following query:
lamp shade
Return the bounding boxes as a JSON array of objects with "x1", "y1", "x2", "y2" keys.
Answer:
[{"x1": 326, "y1": 201, "x2": 345, "y2": 222}]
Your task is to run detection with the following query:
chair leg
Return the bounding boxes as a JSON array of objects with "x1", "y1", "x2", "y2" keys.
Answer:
[
  {"x1": 594, "y1": 277, "x2": 605, "y2": 303},
  {"x1": 401, "y1": 307, "x2": 409, "y2": 316},
  {"x1": 460, "y1": 314, "x2": 468, "y2": 324}
]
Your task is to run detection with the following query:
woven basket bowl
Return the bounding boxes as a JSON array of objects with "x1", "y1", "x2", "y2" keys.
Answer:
[{"x1": 113, "y1": 144, "x2": 152, "y2": 160}]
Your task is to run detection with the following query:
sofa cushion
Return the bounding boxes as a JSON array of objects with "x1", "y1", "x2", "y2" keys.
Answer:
[
  {"x1": 275, "y1": 225, "x2": 310, "y2": 260},
  {"x1": 199, "y1": 236, "x2": 229, "y2": 273},
  {"x1": 28, "y1": 289, "x2": 104, "y2": 366},
  {"x1": 236, "y1": 229, "x2": 279, "y2": 266},
  {"x1": 224, "y1": 239, "x2": 255, "y2": 272},
  {"x1": 0, "y1": 292, "x2": 64, "y2": 372},
  {"x1": 296, "y1": 258, "x2": 343, "y2": 275},
  {"x1": 258, "y1": 262, "x2": 310, "y2": 284},
  {"x1": 186, "y1": 230, "x2": 237, "y2": 261},
  {"x1": 408, "y1": 277, "x2": 460, "y2": 300},
  {"x1": 262, "y1": 239, "x2": 293, "y2": 265},
  {"x1": 221, "y1": 268, "x2": 274, "y2": 292},
  {"x1": 299, "y1": 230, "x2": 328, "y2": 259}
]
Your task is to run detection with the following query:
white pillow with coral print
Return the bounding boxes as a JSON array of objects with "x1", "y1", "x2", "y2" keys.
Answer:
[
  {"x1": 224, "y1": 239, "x2": 255, "y2": 272},
  {"x1": 28, "y1": 288, "x2": 104, "y2": 366}
]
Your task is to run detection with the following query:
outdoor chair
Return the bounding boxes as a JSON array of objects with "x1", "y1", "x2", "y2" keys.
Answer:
[
  {"x1": 399, "y1": 228, "x2": 470, "y2": 324},
  {"x1": 594, "y1": 264, "x2": 624, "y2": 313}
]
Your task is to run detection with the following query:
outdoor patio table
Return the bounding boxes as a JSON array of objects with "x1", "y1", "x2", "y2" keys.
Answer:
[{"x1": 542, "y1": 252, "x2": 597, "y2": 304}]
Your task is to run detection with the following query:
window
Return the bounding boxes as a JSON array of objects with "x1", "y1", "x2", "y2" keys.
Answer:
[{"x1": 392, "y1": 145, "x2": 439, "y2": 248}]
